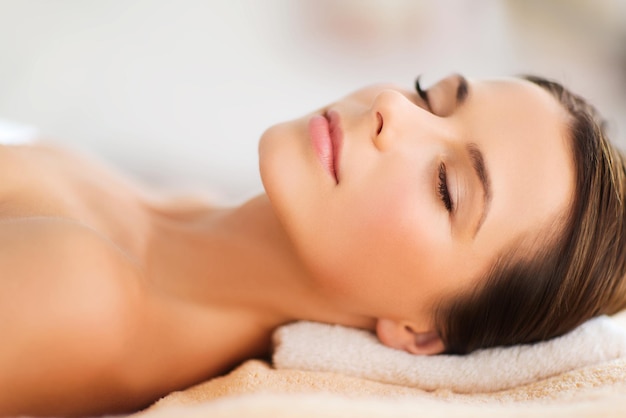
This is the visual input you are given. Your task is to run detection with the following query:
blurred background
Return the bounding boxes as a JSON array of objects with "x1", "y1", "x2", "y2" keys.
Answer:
[{"x1": 0, "y1": 0, "x2": 624, "y2": 203}]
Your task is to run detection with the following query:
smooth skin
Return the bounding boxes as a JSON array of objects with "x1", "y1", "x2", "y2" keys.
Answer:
[{"x1": 0, "y1": 75, "x2": 573, "y2": 416}]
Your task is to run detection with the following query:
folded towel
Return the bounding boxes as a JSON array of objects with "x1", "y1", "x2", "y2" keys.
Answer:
[{"x1": 272, "y1": 316, "x2": 626, "y2": 393}]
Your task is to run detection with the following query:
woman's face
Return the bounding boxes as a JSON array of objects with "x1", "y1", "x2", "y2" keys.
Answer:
[{"x1": 259, "y1": 75, "x2": 574, "y2": 351}]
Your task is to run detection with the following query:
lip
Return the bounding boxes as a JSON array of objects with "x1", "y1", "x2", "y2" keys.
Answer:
[{"x1": 308, "y1": 110, "x2": 343, "y2": 184}]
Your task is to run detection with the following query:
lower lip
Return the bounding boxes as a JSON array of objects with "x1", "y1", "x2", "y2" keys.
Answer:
[{"x1": 308, "y1": 113, "x2": 337, "y2": 183}]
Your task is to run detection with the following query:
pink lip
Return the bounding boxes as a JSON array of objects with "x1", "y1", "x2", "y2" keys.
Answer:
[{"x1": 308, "y1": 110, "x2": 343, "y2": 184}]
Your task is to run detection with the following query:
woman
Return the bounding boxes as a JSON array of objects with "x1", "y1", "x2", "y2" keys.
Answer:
[{"x1": 1, "y1": 74, "x2": 624, "y2": 417}]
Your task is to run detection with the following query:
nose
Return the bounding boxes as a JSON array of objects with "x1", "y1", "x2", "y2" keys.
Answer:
[{"x1": 370, "y1": 89, "x2": 437, "y2": 152}]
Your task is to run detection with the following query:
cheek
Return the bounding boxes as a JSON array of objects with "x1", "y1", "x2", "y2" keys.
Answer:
[
  {"x1": 310, "y1": 173, "x2": 448, "y2": 315},
  {"x1": 352, "y1": 164, "x2": 445, "y2": 262}
]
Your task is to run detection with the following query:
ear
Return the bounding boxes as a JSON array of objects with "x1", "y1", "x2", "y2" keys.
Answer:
[{"x1": 375, "y1": 318, "x2": 445, "y2": 355}]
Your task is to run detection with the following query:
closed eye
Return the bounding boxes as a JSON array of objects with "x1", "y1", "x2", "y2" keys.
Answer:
[
  {"x1": 415, "y1": 73, "x2": 469, "y2": 117},
  {"x1": 438, "y1": 162, "x2": 453, "y2": 212}
]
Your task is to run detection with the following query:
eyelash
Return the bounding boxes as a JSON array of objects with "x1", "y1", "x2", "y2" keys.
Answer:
[
  {"x1": 415, "y1": 76, "x2": 431, "y2": 111},
  {"x1": 438, "y1": 162, "x2": 453, "y2": 212}
]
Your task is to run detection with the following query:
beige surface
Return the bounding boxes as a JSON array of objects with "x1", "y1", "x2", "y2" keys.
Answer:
[{"x1": 135, "y1": 359, "x2": 626, "y2": 417}]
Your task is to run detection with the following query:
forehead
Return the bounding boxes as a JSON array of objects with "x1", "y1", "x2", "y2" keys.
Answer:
[{"x1": 465, "y1": 77, "x2": 574, "y2": 254}]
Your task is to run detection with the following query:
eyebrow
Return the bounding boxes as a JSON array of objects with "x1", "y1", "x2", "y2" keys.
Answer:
[{"x1": 466, "y1": 143, "x2": 492, "y2": 238}]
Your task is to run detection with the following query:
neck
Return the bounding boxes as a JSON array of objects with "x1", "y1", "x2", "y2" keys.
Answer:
[{"x1": 144, "y1": 194, "x2": 375, "y2": 332}]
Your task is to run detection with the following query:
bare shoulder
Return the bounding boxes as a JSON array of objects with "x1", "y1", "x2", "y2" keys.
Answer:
[{"x1": 0, "y1": 217, "x2": 147, "y2": 416}]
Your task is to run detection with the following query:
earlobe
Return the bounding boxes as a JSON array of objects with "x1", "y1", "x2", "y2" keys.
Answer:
[{"x1": 376, "y1": 319, "x2": 445, "y2": 355}]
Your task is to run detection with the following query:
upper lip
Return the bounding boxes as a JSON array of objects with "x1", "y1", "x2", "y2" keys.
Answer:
[{"x1": 325, "y1": 110, "x2": 343, "y2": 183}]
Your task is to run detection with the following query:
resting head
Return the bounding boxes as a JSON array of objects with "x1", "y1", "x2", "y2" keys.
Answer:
[{"x1": 258, "y1": 73, "x2": 626, "y2": 355}]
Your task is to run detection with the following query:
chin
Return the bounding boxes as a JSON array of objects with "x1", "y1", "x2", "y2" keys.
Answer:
[
  {"x1": 259, "y1": 120, "x2": 310, "y2": 230},
  {"x1": 259, "y1": 122, "x2": 295, "y2": 202},
  {"x1": 258, "y1": 124, "x2": 279, "y2": 194}
]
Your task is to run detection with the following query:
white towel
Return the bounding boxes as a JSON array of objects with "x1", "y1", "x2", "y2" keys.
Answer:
[
  {"x1": 272, "y1": 316, "x2": 626, "y2": 393},
  {"x1": 0, "y1": 118, "x2": 38, "y2": 144}
]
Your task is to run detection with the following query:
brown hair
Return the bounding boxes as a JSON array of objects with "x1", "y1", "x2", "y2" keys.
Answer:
[{"x1": 436, "y1": 75, "x2": 626, "y2": 354}]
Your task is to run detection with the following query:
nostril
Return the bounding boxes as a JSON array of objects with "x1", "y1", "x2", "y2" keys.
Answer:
[{"x1": 376, "y1": 112, "x2": 383, "y2": 135}]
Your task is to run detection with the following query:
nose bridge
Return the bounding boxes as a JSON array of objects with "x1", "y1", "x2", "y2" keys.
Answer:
[{"x1": 371, "y1": 89, "x2": 444, "y2": 151}]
